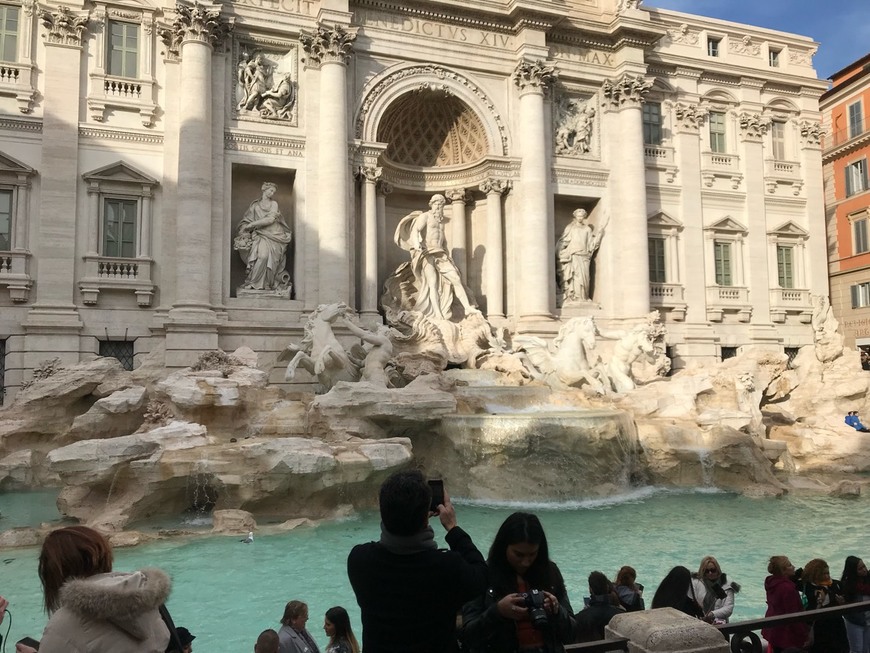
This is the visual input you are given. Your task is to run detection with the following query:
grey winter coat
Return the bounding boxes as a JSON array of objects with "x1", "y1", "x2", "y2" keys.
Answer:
[{"x1": 38, "y1": 567, "x2": 171, "y2": 653}]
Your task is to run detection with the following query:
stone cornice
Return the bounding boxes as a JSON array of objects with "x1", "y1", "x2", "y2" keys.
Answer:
[
  {"x1": 79, "y1": 127, "x2": 165, "y2": 145},
  {"x1": 381, "y1": 156, "x2": 520, "y2": 192},
  {"x1": 224, "y1": 130, "x2": 306, "y2": 155},
  {"x1": 552, "y1": 166, "x2": 609, "y2": 188},
  {"x1": 353, "y1": 0, "x2": 514, "y2": 35},
  {"x1": 0, "y1": 117, "x2": 42, "y2": 134}
]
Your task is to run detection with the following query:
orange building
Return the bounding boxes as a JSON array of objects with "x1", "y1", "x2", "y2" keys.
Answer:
[{"x1": 823, "y1": 53, "x2": 870, "y2": 356}]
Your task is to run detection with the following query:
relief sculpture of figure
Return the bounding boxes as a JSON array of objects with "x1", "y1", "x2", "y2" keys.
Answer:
[
  {"x1": 233, "y1": 182, "x2": 293, "y2": 294},
  {"x1": 384, "y1": 194, "x2": 479, "y2": 322},
  {"x1": 237, "y1": 53, "x2": 272, "y2": 112},
  {"x1": 555, "y1": 99, "x2": 596, "y2": 155},
  {"x1": 259, "y1": 73, "x2": 296, "y2": 120},
  {"x1": 342, "y1": 318, "x2": 395, "y2": 388},
  {"x1": 556, "y1": 209, "x2": 607, "y2": 303}
]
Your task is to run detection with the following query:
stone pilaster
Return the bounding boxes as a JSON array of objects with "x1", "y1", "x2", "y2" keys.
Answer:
[
  {"x1": 738, "y1": 110, "x2": 772, "y2": 324},
  {"x1": 376, "y1": 181, "x2": 392, "y2": 289},
  {"x1": 301, "y1": 24, "x2": 356, "y2": 305},
  {"x1": 602, "y1": 73, "x2": 652, "y2": 319},
  {"x1": 446, "y1": 189, "x2": 469, "y2": 280},
  {"x1": 160, "y1": 1, "x2": 231, "y2": 364},
  {"x1": 359, "y1": 164, "x2": 381, "y2": 317},
  {"x1": 513, "y1": 59, "x2": 557, "y2": 322},
  {"x1": 480, "y1": 179, "x2": 509, "y2": 318},
  {"x1": 23, "y1": 6, "x2": 90, "y2": 367},
  {"x1": 799, "y1": 119, "x2": 827, "y2": 295}
]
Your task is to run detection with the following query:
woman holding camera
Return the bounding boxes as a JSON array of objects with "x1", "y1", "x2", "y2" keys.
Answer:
[
  {"x1": 459, "y1": 512, "x2": 575, "y2": 653},
  {"x1": 690, "y1": 556, "x2": 740, "y2": 624}
]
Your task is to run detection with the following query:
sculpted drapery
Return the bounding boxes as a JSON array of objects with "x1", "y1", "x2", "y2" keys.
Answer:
[{"x1": 234, "y1": 182, "x2": 293, "y2": 291}]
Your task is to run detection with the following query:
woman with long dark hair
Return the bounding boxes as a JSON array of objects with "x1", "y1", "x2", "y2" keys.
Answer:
[
  {"x1": 841, "y1": 556, "x2": 870, "y2": 653},
  {"x1": 613, "y1": 566, "x2": 644, "y2": 612},
  {"x1": 459, "y1": 512, "x2": 574, "y2": 653},
  {"x1": 650, "y1": 566, "x2": 703, "y2": 619},
  {"x1": 323, "y1": 607, "x2": 359, "y2": 653}
]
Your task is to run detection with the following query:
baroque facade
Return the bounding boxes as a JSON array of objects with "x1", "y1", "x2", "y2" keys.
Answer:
[
  {"x1": 821, "y1": 53, "x2": 870, "y2": 353},
  {"x1": 0, "y1": 0, "x2": 828, "y2": 401}
]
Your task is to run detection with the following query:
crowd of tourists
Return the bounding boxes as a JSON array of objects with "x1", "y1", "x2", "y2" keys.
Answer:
[{"x1": 1, "y1": 470, "x2": 869, "y2": 653}]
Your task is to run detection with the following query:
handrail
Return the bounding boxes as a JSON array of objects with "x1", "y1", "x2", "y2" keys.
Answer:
[
  {"x1": 826, "y1": 120, "x2": 868, "y2": 150},
  {"x1": 563, "y1": 600, "x2": 870, "y2": 653}
]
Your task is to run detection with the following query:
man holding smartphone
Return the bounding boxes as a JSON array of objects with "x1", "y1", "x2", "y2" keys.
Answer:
[{"x1": 347, "y1": 470, "x2": 488, "y2": 653}]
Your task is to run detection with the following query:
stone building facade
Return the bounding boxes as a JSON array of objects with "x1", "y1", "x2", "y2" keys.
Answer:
[
  {"x1": 0, "y1": 0, "x2": 828, "y2": 401},
  {"x1": 822, "y1": 53, "x2": 870, "y2": 354}
]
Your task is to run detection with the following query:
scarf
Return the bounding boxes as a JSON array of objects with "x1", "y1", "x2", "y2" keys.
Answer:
[{"x1": 379, "y1": 523, "x2": 438, "y2": 554}]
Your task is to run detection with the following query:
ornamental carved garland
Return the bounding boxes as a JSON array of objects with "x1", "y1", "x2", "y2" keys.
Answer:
[
  {"x1": 601, "y1": 73, "x2": 652, "y2": 108},
  {"x1": 40, "y1": 6, "x2": 89, "y2": 46},
  {"x1": 159, "y1": 1, "x2": 232, "y2": 56},
  {"x1": 355, "y1": 64, "x2": 509, "y2": 156},
  {"x1": 299, "y1": 24, "x2": 356, "y2": 65}
]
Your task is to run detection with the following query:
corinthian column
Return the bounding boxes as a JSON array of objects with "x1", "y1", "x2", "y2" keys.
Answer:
[
  {"x1": 513, "y1": 60, "x2": 557, "y2": 322},
  {"x1": 602, "y1": 73, "x2": 652, "y2": 318},
  {"x1": 161, "y1": 1, "x2": 231, "y2": 317},
  {"x1": 300, "y1": 24, "x2": 356, "y2": 305},
  {"x1": 359, "y1": 164, "x2": 381, "y2": 317},
  {"x1": 446, "y1": 189, "x2": 469, "y2": 279},
  {"x1": 480, "y1": 179, "x2": 509, "y2": 318}
]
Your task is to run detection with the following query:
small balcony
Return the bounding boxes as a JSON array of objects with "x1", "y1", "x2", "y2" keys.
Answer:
[
  {"x1": 0, "y1": 250, "x2": 32, "y2": 302},
  {"x1": 87, "y1": 73, "x2": 157, "y2": 126},
  {"x1": 769, "y1": 287, "x2": 813, "y2": 323},
  {"x1": 701, "y1": 151, "x2": 742, "y2": 189},
  {"x1": 825, "y1": 119, "x2": 869, "y2": 152},
  {"x1": 79, "y1": 255, "x2": 154, "y2": 307},
  {"x1": 644, "y1": 145, "x2": 678, "y2": 184},
  {"x1": 706, "y1": 285, "x2": 751, "y2": 322},
  {"x1": 764, "y1": 159, "x2": 803, "y2": 195},
  {"x1": 0, "y1": 61, "x2": 37, "y2": 113},
  {"x1": 650, "y1": 282, "x2": 687, "y2": 320}
]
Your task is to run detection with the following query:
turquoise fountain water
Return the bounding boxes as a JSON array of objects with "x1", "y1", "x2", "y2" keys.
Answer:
[{"x1": 1, "y1": 489, "x2": 866, "y2": 652}]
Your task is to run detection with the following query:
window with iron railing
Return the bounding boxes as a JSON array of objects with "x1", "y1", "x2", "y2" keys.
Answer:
[{"x1": 99, "y1": 339, "x2": 134, "y2": 371}]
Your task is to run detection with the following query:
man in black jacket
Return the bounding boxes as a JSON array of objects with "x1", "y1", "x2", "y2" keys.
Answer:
[
  {"x1": 347, "y1": 470, "x2": 488, "y2": 652},
  {"x1": 574, "y1": 571, "x2": 626, "y2": 643}
]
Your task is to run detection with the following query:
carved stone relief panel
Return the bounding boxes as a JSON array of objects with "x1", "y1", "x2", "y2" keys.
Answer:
[
  {"x1": 553, "y1": 89, "x2": 597, "y2": 157},
  {"x1": 233, "y1": 40, "x2": 299, "y2": 125}
]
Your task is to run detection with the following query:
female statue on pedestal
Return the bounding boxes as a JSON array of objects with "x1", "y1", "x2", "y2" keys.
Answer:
[
  {"x1": 233, "y1": 182, "x2": 293, "y2": 295},
  {"x1": 556, "y1": 209, "x2": 607, "y2": 304}
]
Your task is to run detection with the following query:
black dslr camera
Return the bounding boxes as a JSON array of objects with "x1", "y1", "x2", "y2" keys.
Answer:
[{"x1": 522, "y1": 589, "x2": 550, "y2": 630}]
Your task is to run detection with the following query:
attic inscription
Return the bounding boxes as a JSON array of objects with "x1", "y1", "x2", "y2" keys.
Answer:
[
  {"x1": 358, "y1": 9, "x2": 514, "y2": 49},
  {"x1": 552, "y1": 43, "x2": 614, "y2": 67},
  {"x1": 233, "y1": 0, "x2": 315, "y2": 16}
]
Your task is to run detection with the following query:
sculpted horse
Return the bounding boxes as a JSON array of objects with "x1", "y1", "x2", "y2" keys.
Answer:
[
  {"x1": 514, "y1": 317, "x2": 604, "y2": 392},
  {"x1": 277, "y1": 302, "x2": 363, "y2": 390},
  {"x1": 602, "y1": 324, "x2": 656, "y2": 393}
]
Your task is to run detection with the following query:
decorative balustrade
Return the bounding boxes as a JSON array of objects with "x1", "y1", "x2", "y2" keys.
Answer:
[
  {"x1": 0, "y1": 63, "x2": 22, "y2": 84},
  {"x1": 88, "y1": 73, "x2": 156, "y2": 126},
  {"x1": 0, "y1": 61, "x2": 36, "y2": 113},
  {"x1": 769, "y1": 287, "x2": 813, "y2": 323},
  {"x1": 764, "y1": 159, "x2": 800, "y2": 179},
  {"x1": 706, "y1": 285, "x2": 751, "y2": 322},
  {"x1": 0, "y1": 250, "x2": 32, "y2": 302},
  {"x1": 80, "y1": 255, "x2": 154, "y2": 306},
  {"x1": 650, "y1": 282, "x2": 686, "y2": 320},
  {"x1": 104, "y1": 77, "x2": 143, "y2": 99},
  {"x1": 701, "y1": 151, "x2": 742, "y2": 189}
]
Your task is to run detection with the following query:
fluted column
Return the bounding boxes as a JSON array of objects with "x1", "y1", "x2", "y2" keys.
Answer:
[
  {"x1": 161, "y1": 1, "x2": 231, "y2": 316},
  {"x1": 798, "y1": 119, "x2": 827, "y2": 294},
  {"x1": 446, "y1": 188, "x2": 469, "y2": 279},
  {"x1": 376, "y1": 181, "x2": 392, "y2": 288},
  {"x1": 602, "y1": 73, "x2": 652, "y2": 318},
  {"x1": 480, "y1": 179, "x2": 509, "y2": 318},
  {"x1": 301, "y1": 24, "x2": 356, "y2": 305},
  {"x1": 738, "y1": 111, "x2": 771, "y2": 323},
  {"x1": 513, "y1": 60, "x2": 557, "y2": 321},
  {"x1": 359, "y1": 164, "x2": 381, "y2": 317}
]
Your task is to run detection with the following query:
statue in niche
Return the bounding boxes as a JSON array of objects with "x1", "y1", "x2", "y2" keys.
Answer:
[
  {"x1": 236, "y1": 52, "x2": 296, "y2": 119},
  {"x1": 382, "y1": 194, "x2": 479, "y2": 322},
  {"x1": 233, "y1": 182, "x2": 293, "y2": 297},
  {"x1": 554, "y1": 98, "x2": 596, "y2": 155},
  {"x1": 556, "y1": 209, "x2": 608, "y2": 304}
]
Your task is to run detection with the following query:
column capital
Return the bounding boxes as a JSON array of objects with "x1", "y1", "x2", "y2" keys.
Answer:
[
  {"x1": 300, "y1": 24, "x2": 356, "y2": 67},
  {"x1": 159, "y1": 1, "x2": 232, "y2": 57},
  {"x1": 40, "y1": 6, "x2": 90, "y2": 48},
  {"x1": 672, "y1": 102, "x2": 708, "y2": 133},
  {"x1": 480, "y1": 179, "x2": 510, "y2": 195},
  {"x1": 358, "y1": 165, "x2": 382, "y2": 183},
  {"x1": 446, "y1": 188, "x2": 468, "y2": 203},
  {"x1": 513, "y1": 60, "x2": 557, "y2": 96},
  {"x1": 798, "y1": 119, "x2": 822, "y2": 149},
  {"x1": 601, "y1": 73, "x2": 652, "y2": 109},
  {"x1": 738, "y1": 111, "x2": 770, "y2": 142},
  {"x1": 376, "y1": 180, "x2": 393, "y2": 196}
]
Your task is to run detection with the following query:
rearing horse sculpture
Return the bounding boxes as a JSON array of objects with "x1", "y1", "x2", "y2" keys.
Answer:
[
  {"x1": 514, "y1": 317, "x2": 604, "y2": 393},
  {"x1": 277, "y1": 302, "x2": 363, "y2": 390}
]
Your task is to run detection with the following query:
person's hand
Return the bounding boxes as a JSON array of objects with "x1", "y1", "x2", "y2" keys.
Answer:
[
  {"x1": 435, "y1": 489, "x2": 457, "y2": 532},
  {"x1": 542, "y1": 590, "x2": 560, "y2": 614},
  {"x1": 16, "y1": 645, "x2": 38, "y2": 653},
  {"x1": 0, "y1": 595, "x2": 7, "y2": 623},
  {"x1": 497, "y1": 593, "x2": 528, "y2": 621},
  {"x1": 703, "y1": 611, "x2": 715, "y2": 623}
]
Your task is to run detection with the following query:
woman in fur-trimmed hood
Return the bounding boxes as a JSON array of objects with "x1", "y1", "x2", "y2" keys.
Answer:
[{"x1": 25, "y1": 526, "x2": 171, "y2": 653}]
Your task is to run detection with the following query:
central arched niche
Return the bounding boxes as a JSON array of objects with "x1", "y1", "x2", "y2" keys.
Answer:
[{"x1": 377, "y1": 89, "x2": 489, "y2": 168}]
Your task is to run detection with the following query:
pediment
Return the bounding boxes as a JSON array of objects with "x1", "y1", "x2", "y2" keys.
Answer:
[
  {"x1": 0, "y1": 151, "x2": 35, "y2": 176},
  {"x1": 769, "y1": 220, "x2": 809, "y2": 238},
  {"x1": 648, "y1": 211, "x2": 682, "y2": 228},
  {"x1": 706, "y1": 216, "x2": 747, "y2": 233},
  {"x1": 82, "y1": 161, "x2": 159, "y2": 186}
]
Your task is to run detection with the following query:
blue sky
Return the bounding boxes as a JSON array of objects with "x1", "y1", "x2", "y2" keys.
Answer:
[{"x1": 648, "y1": 0, "x2": 870, "y2": 80}]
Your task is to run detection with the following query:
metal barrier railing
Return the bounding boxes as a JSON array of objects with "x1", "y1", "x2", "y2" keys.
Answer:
[{"x1": 563, "y1": 599, "x2": 870, "y2": 653}]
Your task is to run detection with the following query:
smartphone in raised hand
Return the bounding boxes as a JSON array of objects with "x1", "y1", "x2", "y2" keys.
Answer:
[{"x1": 428, "y1": 479, "x2": 445, "y2": 513}]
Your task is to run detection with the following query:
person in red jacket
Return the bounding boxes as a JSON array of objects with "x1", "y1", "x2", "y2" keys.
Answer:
[{"x1": 762, "y1": 556, "x2": 810, "y2": 653}]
